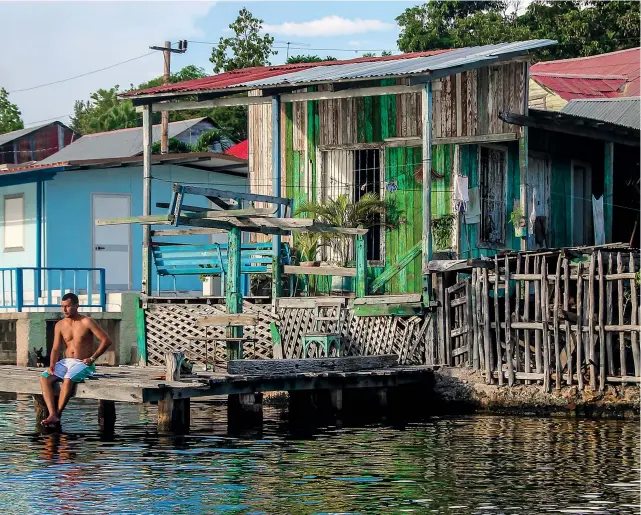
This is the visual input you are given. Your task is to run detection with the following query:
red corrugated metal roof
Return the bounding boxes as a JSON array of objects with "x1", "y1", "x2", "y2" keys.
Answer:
[
  {"x1": 531, "y1": 47, "x2": 640, "y2": 98},
  {"x1": 123, "y1": 50, "x2": 451, "y2": 98},
  {"x1": 225, "y1": 139, "x2": 248, "y2": 161}
]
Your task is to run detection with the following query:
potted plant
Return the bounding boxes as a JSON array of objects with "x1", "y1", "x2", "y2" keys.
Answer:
[
  {"x1": 432, "y1": 214, "x2": 455, "y2": 252},
  {"x1": 295, "y1": 232, "x2": 326, "y2": 267},
  {"x1": 509, "y1": 205, "x2": 527, "y2": 238}
]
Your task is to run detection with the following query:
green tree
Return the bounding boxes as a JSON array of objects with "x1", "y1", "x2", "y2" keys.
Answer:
[
  {"x1": 381, "y1": 50, "x2": 393, "y2": 57},
  {"x1": 362, "y1": 52, "x2": 377, "y2": 58},
  {"x1": 0, "y1": 88, "x2": 24, "y2": 134},
  {"x1": 210, "y1": 7, "x2": 277, "y2": 73},
  {"x1": 286, "y1": 55, "x2": 336, "y2": 64}
]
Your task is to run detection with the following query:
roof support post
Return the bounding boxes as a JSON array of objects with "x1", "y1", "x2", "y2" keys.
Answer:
[
  {"x1": 271, "y1": 95, "x2": 282, "y2": 305},
  {"x1": 421, "y1": 82, "x2": 433, "y2": 306},
  {"x1": 142, "y1": 104, "x2": 153, "y2": 297},
  {"x1": 518, "y1": 128, "x2": 528, "y2": 251},
  {"x1": 35, "y1": 178, "x2": 42, "y2": 298},
  {"x1": 604, "y1": 141, "x2": 614, "y2": 243},
  {"x1": 226, "y1": 224, "x2": 243, "y2": 360}
]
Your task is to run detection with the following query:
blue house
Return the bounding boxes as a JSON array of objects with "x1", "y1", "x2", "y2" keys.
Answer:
[{"x1": 0, "y1": 119, "x2": 248, "y2": 308}]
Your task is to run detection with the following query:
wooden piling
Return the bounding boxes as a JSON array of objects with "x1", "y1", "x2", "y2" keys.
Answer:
[
  {"x1": 630, "y1": 253, "x2": 640, "y2": 377},
  {"x1": 33, "y1": 394, "x2": 48, "y2": 427},
  {"x1": 494, "y1": 257, "x2": 503, "y2": 386},
  {"x1": 482, "y1": 268, "x2": 492, "y2": 384},
  {"x1": 541, "y1": 257, "x2": 550, "y2": 392},
  {"x1": 514, "y1": 254, "x2": 521, "y2": 374},
  {"x1": 598, "y1": 251, "x2": 607, "y2": 391},
  {"x1": 504, "y1": 256, "x2": 514, "y2": 386},
  {"x1": 576, "y1": 264, "x2": 584, "y2": 391},
  {"x1": 524, "y1": 255, "x2": 531, "y2": 384},
  {"x1": 563, "y1": 258, "x2": 572, "y2": 386},
  {"x1": 617, "y1": 252, "x2": 627, "y2": 377},
  {"x1": 98, "y1": 400, "x2": 116, "y2": 433},
  {"x1": 534, "y1": 255, "x2": 542, "y2": 375},
  {"x1": 588, "y1": 254, "x2": 597, "y2": 391},
  {"x1": 606, "y1": 253, "x2": 614, "y2": 376},
  {"x1": 158, "y1": 352, "x2": 190, "y2": 433},
  {"x1": 471, "y1": 272, "x2": 479, "y2": 370},
  {"x1": 553, "y1": 256, "x2": 562, "y2": 390}
]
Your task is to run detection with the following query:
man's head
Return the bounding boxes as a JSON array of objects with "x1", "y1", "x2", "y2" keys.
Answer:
[{"x1": 61, "y1": 293, "x2": 79, "y2": 318}]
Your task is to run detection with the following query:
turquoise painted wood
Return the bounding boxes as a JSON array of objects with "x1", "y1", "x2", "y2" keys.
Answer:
[{"x1": 302, "y1": 304, "x2": 343, "y2": 358}]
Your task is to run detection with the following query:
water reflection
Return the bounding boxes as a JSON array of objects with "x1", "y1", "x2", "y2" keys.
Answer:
[{"x1": 0, "y1": 395, "x2": 638, "y2": 514}]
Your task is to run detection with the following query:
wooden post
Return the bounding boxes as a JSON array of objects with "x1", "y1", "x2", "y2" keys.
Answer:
[
  {"x1": 33, "y1": 394, "x2": 48, "y2": 427},
  {"x1": 588, "y1": 254, "x2": 597, "y2": 391},
  {"x1": 598, "y1": 251, "x2": 606, "y2": 390},
  {"x1": 553, "y1": 256, "x2": 562, "y2": 390},
  {"x1": 493, "y1": 257, "x2": 503, "y2": 386},
  {"x1": 468, "y1": 276, "x2": 478, "y2": 370},
  {"x1": 444, "y1": 287, "x2": 452, "y2": 366},
  {"x1": 271, "y1": 95, "x2": 282, "y2": 308},
  {"x1": 482, "y1": 268, "x2": 492, "y2": 384},
  {"x1": 534, "y1": 255, "x2": 542, "y2": 374},
  {"x1": 606, "y1": 253, "x2": 614, "y2": 376},
  {"x1": 141, "y1": 104, "x2": 153, "y2": 297},
  {"x1": 617, "y1": 253, "x2": 627, "y2": 377},
  {"x1": 226, "y1": 226, "x2": 243, "y2": 360},
  {"x1": 576, "y1": 263, "x2": 584, "y2": 390},
  {"x1": 630, "y1": 253, "x2": 639, "y2": 376},
  {"x1": 98, "y1": 400, "x2": 116, "y2": 433},
  {"x1": 603, "y1": 141, "x2": 614, "y2": 243},
  {"x1": 514, "y1": 255, "x2": 521, "y2": 374},
  {"x1": 504, "y1": 256, "x2": 514, "y2": 386},
  {"x1": 136, "y1": 300, "x2": 147, "y2": 366},
  {"x1": 518, "y1": 128, "x2": 528, "y2": 251},
  {"x1": 421, "y1": 82, "x2": 433, "y2": 304},
  {"x1": 541, "y1": 257, "x2": 551, "y2": 392},
  {"x1": 160, "y1": 41, "x2": 171, "y2": 154},
  {"x1": 355, "y1": 234, "x2": 367, "y2": 298},
  {"x1": 158, "y1": 352, "x2": 190, "y2": 433},
  {"x1": 563, "y1": 258, "x2": 572, "y2": 386},
  {"x1": 271, "y1": 254, "x2": 282, "y2": 306},
  {"x1": 524, "y1": 255, "x2": 531, "y2": 383}
]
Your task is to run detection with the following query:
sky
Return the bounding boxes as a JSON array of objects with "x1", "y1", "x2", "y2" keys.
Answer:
[{"x1": 1, "y1": 1, "x2": 422, "y2": 128}]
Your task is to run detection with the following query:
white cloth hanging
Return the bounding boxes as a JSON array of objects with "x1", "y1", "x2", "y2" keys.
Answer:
[
  {"x1": 529, "y1": 187, "x2": 537, "y2": 235},
  {"x1": 465, "y1": 187, "x2": 481, "y2": 224},
  {"x1": 592, "y1": 195, "x2": 605, "y2": 245},
  {"x1": 452, "y1": 174, "x2": 469, "y2": 213}
]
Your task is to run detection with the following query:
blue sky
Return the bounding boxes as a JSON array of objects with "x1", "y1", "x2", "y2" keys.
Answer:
[{"x1": 1, "y1": 1, "x2": 419, "y2": 128}]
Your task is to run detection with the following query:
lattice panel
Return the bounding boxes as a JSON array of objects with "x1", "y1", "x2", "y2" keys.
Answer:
[
  {"x1": 146, "y1": 302, "x2": 429, "y2": 366},
  {"x1": 145, "y1": 302, "x2": 277, "y2": 367}
]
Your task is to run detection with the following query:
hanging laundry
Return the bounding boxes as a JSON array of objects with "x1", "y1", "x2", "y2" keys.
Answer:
[
  {"x1": 452, "y1": 174, "x2": 469, "y2": 213},
  {"x1": 529, "y1": 187, "x2": 537, "y2": 236},
  {"x1": 592, "y1": 195, "x2": 605, "y2": 245},
  {"x1": 465, "y1": 187, "x2": 481, "y2": 224}
]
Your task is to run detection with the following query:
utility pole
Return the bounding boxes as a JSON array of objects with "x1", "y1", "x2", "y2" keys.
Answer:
[{"x1": 149, "y1": 40, "x2": 188, "y2": 153}]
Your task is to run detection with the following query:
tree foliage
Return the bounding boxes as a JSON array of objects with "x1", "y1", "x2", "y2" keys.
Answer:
[
  {"x1": 210, "y1": 7, "x2": 277, "y2": 73},
  {"x1": 286, "y1": 55, "x2": 337, "y2": 64},
  {"x1": 395, "y1": 0, "x2": 640, "y2": 60},
  {"x1": 0, "y1": 88, "x2": 24, "y2": 135}
]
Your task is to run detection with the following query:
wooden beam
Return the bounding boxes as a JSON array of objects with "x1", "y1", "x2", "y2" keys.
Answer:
[
  {"x1": 421, "y1": 82, "x2": 433, "y2": 303},
  {"x1": 97, "y1": 215, "x2": 170, "y2": 226},
  {"x1": 227, "y1": 355, "x2": 399, "y2": 375},
  {"x1": 206, "y1": 195, "x2": 232, "y2": 210},
  {"x1": 156, "y1": 202, "x2": 210, "y2": 213},
  {"x1": 385, "y1": 132, "x2": 519, "y2": 148},
  {"x1": 142, "y1": 104, "x2": 153, "y2": 297},
  {"x1": 184, "y1": 207, "x2": 277, "y2": 220},
  {"x1": 280, "y1": 84, "x2": 424, "y2": 103},
  {"x1": 354, "y1": 302, "x2": 424, "y2": 317},
  {"x1": 283, "y1": 265, "x2": 356, "y2": 277},
  {"x1": 140, "y1": 95, "x2": 273, "y2": 113},
  {"x1": 151, "y1": 227, "x2": 226, "y2": 236},
  {"x1": 197, "y1": 314, "x2": 259, "y2": 327},
  {"x1": 180, "y1": 185, "x2": 292, "y2": 206}
]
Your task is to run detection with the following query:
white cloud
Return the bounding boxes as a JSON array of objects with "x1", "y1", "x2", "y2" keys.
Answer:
[
  {"x1": 263, "y1": 16, "x2": 394, "y2": 38},
  {"x1": 348, "y1": 40, "x2": 362, "y2": 48},
  {"x1": 0, "y1": 1, "x2": 214, "y2": 127}
]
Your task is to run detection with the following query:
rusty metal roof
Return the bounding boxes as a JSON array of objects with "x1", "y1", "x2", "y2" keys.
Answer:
[{"x1": 125, "y1": 40, "x2": 555, "y2": 100}]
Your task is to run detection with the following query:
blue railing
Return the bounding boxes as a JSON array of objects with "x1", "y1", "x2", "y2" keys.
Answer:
[{"x1": 0, "y1": 268, "x2": 106, "y2": 312}]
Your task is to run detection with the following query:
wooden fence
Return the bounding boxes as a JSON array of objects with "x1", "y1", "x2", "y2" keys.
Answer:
[{"x1": 433, "y1": 250, "x2": 640, "y2": 390}]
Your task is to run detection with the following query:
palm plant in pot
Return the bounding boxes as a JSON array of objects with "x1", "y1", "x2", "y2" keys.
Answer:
[{"x1": 295, "y1": 232, "x2": 327, "y2": 267}]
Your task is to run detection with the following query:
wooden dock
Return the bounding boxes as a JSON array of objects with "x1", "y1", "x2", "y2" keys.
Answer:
[{"x1": 0, "y1": 355, "x2": 432, "y2": 432}]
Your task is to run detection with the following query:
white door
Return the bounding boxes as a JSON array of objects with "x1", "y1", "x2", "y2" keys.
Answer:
[
  {"x1": 527, "y1": 156, "x2": 551, "y2": 249},
  {"x1": 92, "y1": 194, "x2": 131, "y2": 290}
]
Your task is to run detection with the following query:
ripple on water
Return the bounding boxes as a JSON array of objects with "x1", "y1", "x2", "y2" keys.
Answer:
[{"x1": 0, "y1": 398, "x2": 638, "y2": 515}]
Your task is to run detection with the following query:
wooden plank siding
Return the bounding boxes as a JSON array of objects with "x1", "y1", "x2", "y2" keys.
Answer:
[{"x1": 247, "y1": 62, "x2": 528, "y2": 290}]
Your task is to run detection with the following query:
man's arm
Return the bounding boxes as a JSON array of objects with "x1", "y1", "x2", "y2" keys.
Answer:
[
  {"x1": 49, "y1": 323, "x2": 64, "y2": 374},
  {"x1": 83, "y1": 318, "x2": 112, "y2": 365}
]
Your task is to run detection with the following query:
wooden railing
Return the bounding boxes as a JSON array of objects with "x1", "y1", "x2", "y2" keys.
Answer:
[{"x1": 432, "y1": 249, "x2": 640, "y2": 390}]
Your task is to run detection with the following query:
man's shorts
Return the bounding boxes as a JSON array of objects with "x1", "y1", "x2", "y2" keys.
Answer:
[{"x1": 41, "y1": 358, "x2": 96, "y2": 383}]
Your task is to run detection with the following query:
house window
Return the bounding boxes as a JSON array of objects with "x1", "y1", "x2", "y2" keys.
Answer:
[
  {"x1": 354, "y1": 149, "x2": 381, "y2": 261},
  {"x1": 479, "y1": 146, "x2": 507, "y2": 245},
  {"x1": 322, "y1": 148, "x2": 383, "y2": 262},
  {"x1": 3, "y1": 194, "x2": 25, "y2": 250}
]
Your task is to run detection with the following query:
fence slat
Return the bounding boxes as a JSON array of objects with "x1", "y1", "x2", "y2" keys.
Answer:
[
  {"x1": 534, "y1": 255, "x2": 542, "y2": 376},
  {"x1": 563, "y1": 258, "x2": 572, "y2": 386},
  {"x1": 541, "y1": 257, "x2": 551, "y2": 392},
  {"x1": 514, "y1": 255, "x2": 521, "y2": 374},
  {"x1": 524, "y1": 255, "x2": 531, "y2": 383},
  {"x1": 553, "y1": 256, "x2": 562, "y2": 390},
  {"x1": 504, "y1": 256, "x2": 514, "y2": 386},
  {"x1": 588, "y1": 254, "x2": 597, "y2": 391},
  {"x1": 598, "y1": 251, "x2": 606, "y2": 391},
  {"x1": 576, "y1": 263, "x2": 584, "y2": 391},
  {"x1": 483, "y1": 268, "x2": 492, "y2": 384},
  {"x1": 606, "y1": 253, "x2": 614, "y2": 376},
  {"x1": 617, "y1": 252, "x2": 627, "y2": 377},
  {"x1": 630, "y1": 253, "x2": 639, "y2": 376},
  {"x1": 494, "y1": 258, "x2": 503, "y2": 385}
]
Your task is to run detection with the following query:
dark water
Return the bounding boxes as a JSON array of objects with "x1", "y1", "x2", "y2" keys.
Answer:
[{"x1": 0, "y1": 396, "x2": 639, "y2": 515}]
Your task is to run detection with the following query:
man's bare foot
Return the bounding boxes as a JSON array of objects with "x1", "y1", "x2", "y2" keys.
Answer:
[{"x1": 41, "y1": 413, "x2": 60, "y2": 426}]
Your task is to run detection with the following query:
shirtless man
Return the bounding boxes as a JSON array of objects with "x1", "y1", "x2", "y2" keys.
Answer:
[{"x1": 39, "y1": 293, "x2": 112, "y2": 426}]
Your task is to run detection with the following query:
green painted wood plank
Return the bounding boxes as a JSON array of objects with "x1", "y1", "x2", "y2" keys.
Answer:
[
  {"x1": 357, "y1": 98, "x2": 366, "y2": 143},
  {"x1": 370, "y1": 240, "x2": 422, "y2": 293},
  {"x1": 285, "y1": 103, "x2": 294, "y2": 201},
  {"x1": 364, "y1": 96, "x2": 374, "y2": 142},
  {"x1": 136, "y1": 303, "x2": 147, "y2": 365},
  {"x1": 354, "y1": 303, "x2": 424, "y2": 317},
  {"x1": 308, "y1": 90, "x2": 317, "y2": 201},
  {"x1": 398, "y1": 147, "x2": 408, "y2": 291}
]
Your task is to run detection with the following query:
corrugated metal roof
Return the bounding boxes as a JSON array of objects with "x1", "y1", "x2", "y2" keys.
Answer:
[
  {"x1": 562, "y1": 97, "x2": 640, "y2": 130},
  {"x1": 122, "y1": 50, "x2": 451, "y2": 98},
  {"x1": 531, "y1": 47, "x2": 640, "y2": 98},
  {"x1": 531, "y1": 74, "x2": 627, "y2": 100},
  {"x1": 0, "y1": 122, "x2": 51, "y2": 146},
  {"x1": 125, "y1": 40, "x2": 555, "y2": 99},
  {"x1": 240, "y1": 40, "x2": 555, "y2": 89},
  {"x1": 39, "y1": 118, "x2": 211, "y2": 164}
]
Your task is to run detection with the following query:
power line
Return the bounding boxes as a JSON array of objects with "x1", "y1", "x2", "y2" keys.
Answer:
[
  {"x1": 8, "y1": 52, "x2": 157, "y2": 94},
  {"x1": 23, "y1": 114, "x2": 72, "y2": 127}
]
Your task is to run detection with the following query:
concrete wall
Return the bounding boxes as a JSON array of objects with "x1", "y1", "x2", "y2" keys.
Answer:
[
  {"x1": 0, "y1": 292, "x2": 140, "y2": 366},
  {"x1": 43, "y1": 163, "x2": 247, "y2": 293}
]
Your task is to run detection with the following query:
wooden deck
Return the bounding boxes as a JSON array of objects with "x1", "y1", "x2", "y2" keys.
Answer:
[{"x1": 0, "y1": 361, "x2": 432, "y2": 404}]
